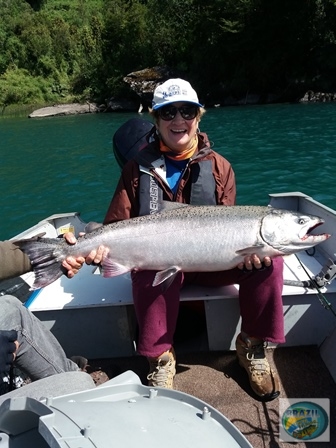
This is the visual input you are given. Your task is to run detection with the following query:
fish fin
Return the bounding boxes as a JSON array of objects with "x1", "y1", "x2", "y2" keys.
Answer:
[
  {"x1": 84, "y1": 221, "x2": 103, "y2": 233},
  {"x1": 11, "y1": 232, "x2": 46, "y2": 243},
  {"x1": 152, "y1": 266, "x2": 181, "y2": 291},
  {"x1": 235, "y1": 244, "x2": 265, "y2": 256},
  {"x1": 101, "y1": 257, "x2": 131, "y2": 278},
  {"x1": 15, "y1": 237, "x2": 65, "y2": 290}
]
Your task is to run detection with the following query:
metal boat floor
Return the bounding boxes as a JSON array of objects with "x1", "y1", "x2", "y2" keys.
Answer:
[{"x1": 87, "y1": 345, "x2": 335, "y2": 448}]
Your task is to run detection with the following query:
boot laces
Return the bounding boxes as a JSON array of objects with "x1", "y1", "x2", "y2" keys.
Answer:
[
  {"x1": 244, "y1": 341, "x2": 271, "y2": 376},
  {"x1": 147, "y1": 352, "x2": 175, "y2": 388}
]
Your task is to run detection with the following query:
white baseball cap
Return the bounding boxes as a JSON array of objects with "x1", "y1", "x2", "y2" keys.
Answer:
[{"x1": 152, "y1": 78, "x2": 203, "y2": 110}]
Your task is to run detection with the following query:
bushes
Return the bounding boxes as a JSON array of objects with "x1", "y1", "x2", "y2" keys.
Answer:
[
  {"x1": 0, "y1": 68, "x2": 71, "y2": 110},
  {"x1": 1, "y1": 0, "x2": 336, "y2": 108}
]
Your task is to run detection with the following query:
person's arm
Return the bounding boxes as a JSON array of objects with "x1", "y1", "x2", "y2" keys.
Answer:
[
  {"x1": 0, "y1": 330, "x2": 18, "y2": 375},
  {"x1": 0, "y1": 241, "x2": 32, "y2": 281},
  {"x1": 1, "y1": 235, "x2": 85, "y2": 282},
  {"x1": 212, "y1": 154, "x2": 237, "y2": 206},
  {"x1": 104, "y1": 160, "x2": 140, "y2": 224}
]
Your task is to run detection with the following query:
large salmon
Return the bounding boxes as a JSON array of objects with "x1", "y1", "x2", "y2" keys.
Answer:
[{"x1": 15, "y1": 204, "x2": 330, "y2": 290}]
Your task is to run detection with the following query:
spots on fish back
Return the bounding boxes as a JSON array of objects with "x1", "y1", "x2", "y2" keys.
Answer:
[
  {"x1": 166, "y1": 205, "x2": 270, "y2": 220},
  {"x1": 98, "y1": 205, "x2": 272, "y2": 233}
]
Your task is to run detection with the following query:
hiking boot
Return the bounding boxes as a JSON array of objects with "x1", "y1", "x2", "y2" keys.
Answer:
[
  {"x1": 236, "y1": 334, "x2": 280, "y2": 401},
  {"x1": 147, "y1": 348, "x2": 176, "y2": 389}
]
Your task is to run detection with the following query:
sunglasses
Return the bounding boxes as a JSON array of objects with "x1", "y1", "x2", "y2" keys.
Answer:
[{"x1": 158, "y1": 105, "x2": 198, "y2": 121}]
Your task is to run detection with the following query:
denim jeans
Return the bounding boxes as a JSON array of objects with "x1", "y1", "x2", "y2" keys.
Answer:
[
  {"x1": 0, "y1": 295, "x2": 79, "y2": 381},
  {"x1": 0, "y1": 371, "x2": 95, "y2": 405}
]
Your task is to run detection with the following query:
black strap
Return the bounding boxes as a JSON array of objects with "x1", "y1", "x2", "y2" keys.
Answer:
[
  {"x1": 139, "y1": 172, "x2": 163, "y2": 216},
  {"x1": 190, "y1": 160, "x2": 216, "y2": 205}
]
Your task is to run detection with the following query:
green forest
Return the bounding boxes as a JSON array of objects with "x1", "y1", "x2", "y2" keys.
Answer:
[{"x1": 1, "y1": 0, "x2": 336, "y2": 110}]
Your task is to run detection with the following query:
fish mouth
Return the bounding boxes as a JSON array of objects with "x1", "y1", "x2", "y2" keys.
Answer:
[{"x1": 301, "y1": 221, "x2": 330, "y2": 242}]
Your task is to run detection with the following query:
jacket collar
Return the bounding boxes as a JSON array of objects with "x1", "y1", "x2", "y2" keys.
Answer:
[{"x1": 134, "y1": 132, "x2": 212, "y2": 168}]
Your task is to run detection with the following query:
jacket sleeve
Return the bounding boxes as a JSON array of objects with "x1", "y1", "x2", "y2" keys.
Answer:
[
  {"x1": 213, "y1": 153, "x2": 236, "y2": 206},
  {"x1": 0, "y1": 241, "x2": 32, "y2": 281},
  {"x1": 103, "y1": 160, "x2": 141, "y2": 224}
]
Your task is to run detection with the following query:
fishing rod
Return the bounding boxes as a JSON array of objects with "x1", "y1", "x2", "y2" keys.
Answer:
[{"x1": 283, "y1": 256, "x2": 336, "y2": 317}]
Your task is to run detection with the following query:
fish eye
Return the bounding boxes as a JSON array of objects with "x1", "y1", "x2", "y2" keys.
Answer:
[{"x1": 298, "y1": 217, "x2": 307, "y2": 225}]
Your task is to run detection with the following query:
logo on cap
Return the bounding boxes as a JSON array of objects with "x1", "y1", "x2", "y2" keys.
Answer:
[{"x1": 162, "y1": 85, "x2": 187, "y2": 99}]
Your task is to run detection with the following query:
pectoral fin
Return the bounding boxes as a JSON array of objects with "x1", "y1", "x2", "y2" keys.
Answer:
[
  {"x1": 235, "y1": 244, "x2": 265, "y2": 256},
  {"x1": 101, "y1": 257, "x2": 131, "y2": 278},
  {"x1": 152, "y1": 266, "x2": 181, "y2": 291}
]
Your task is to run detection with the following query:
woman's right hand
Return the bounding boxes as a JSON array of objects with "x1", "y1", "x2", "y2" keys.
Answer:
[
  {"x1": 84, "y1": 245, "x2": 110, "y2": 265},
  {"x1": 62, "y1": 232, "x2": 109, "y2": 276}
]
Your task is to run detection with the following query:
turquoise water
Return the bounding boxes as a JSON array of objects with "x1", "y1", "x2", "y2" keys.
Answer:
[{"x1": 1, "y1": 103, "x2": 335, "y2": 240}]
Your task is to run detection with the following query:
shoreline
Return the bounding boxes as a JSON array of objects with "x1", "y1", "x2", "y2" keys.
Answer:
[{"x1": 2, "y1": 89, "x2": 335, "y2": 119}]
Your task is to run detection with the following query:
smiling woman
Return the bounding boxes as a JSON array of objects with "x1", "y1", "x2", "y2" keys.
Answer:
[
  {"x1": 100, "y1": 77, "x2": 285, "y2": 400},
  {"x1": 149, "y1": 79, "x2": 205, "y2": 157}
]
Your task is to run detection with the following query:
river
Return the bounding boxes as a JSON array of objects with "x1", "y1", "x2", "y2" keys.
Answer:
[{"x1": 1, "y1": 102, "x2": 335, "y2": 240}]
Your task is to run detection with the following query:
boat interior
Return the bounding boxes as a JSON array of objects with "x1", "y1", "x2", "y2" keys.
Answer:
[{"x1": 1, "y1": 191, "x2": 335, "y2": 446}]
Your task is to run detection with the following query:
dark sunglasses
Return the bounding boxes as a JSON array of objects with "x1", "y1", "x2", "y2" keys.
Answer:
[{"x1": 158, "y1": 105, "x2": 198, "y2": 121}]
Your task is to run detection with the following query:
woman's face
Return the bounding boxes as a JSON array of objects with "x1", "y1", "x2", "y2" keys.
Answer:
[{"x1": 156, "y1": 102, "x2": 199, "y2": 153}]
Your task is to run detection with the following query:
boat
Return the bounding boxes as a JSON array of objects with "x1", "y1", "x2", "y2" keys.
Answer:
[{"x1": 0, "y1": 119, "x2": 335, "y2": 446}]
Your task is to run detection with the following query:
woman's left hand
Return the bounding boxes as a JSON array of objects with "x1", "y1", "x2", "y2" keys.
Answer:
[{"x1": 237, "y1": 254, "x2": 272, "y2": 271}]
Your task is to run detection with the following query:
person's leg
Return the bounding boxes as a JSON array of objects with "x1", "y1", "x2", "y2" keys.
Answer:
[
  {"x1": 234, "y1": 257, "x2": 283, "y2": 400},
  {"x1": 132, "y1": 270, "x2": 182, "y2": 388},
  {"x1": 184, "y1": 257, "x2": 284, "y2": 400},
  {"x1": 184, "y1": 257, "x2": 285, "y2": 343},
  {"x1": 0, "y1": 371, "x2": 95, "y2": 406},
  {"x1": 237, "y1": 257, "x2": 284, "y2": 343},
  {"x1": 132, "y1": 270, "x2": 182, "y2": 357},
  {"x1": 0, "y1": 295, "x2": 79, "y2": 380}
]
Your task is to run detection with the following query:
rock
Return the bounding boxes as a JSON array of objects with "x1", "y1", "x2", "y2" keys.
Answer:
[
  {"x1": 123, "y1": 66, "x2": 178, "y2": 110},
  {"x1": 106, "y1": 98, "x2": 139, "y2": 112},
  {"x1": 29, "y1": 102, "x2": 100, "y2": 118},
  {"x1": 299, "y1": 90, "x2": 336, "y2": 102}
]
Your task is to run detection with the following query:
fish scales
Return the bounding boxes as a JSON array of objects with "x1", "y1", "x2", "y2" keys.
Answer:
[
  {"x1": 63, "y1": 206, "x2": 267, "y2": 271},
  {"x1": 15, "y1": 204, "x2": 330, "y2": 290}
]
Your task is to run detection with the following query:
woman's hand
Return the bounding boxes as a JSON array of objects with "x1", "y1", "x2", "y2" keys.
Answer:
[
  {"x1": 237, "y1": 254, "x2": 272, "y2": 271},
  {"x1": 84, "y1": 245, "x2": 110, "y2": 266},
  {"x1": 61, "y1": 232, "x2": 109, "y2": 278},
  {"x1": 62, "y1": 232, "x2": 85, "y2": 278}
]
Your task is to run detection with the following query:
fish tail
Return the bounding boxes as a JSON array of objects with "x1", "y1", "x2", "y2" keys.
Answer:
[{"x1": 15, "y1": 237, "x2": 66, "y2": 290}]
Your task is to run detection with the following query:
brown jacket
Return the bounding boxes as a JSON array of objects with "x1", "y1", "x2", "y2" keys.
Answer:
[
  {"x1": 0, "y1": 241, "x2": 32, "y2": 281},
  {"x1": 104, "y1": 132, "x2": 236, "y2": 224}
]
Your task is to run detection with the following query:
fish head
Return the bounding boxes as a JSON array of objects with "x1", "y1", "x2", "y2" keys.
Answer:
[{"x1": 260, "y1": 208, "x2": 330, "y2": 255}]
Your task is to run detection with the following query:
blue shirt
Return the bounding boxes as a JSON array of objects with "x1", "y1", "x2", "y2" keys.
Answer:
[{"x1": 165, "y1": 157, "x2": 189, "y2": 193}]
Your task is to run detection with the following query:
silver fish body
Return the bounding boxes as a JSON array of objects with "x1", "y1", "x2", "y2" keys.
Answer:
[{"x1": 16, "y1": 204, "x2": 330, "y2": 290}]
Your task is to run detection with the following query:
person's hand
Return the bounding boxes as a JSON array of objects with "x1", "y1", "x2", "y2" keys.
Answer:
[
  {"x1": 237, "y1": 254, "x2": 272, "y2": 271},
  {"x1": 62, "y1": 232, "x2": 86, "y2": 278},
  {"x1": 0, "y1": 330, "x2": 18, "y2": 375},
  {"x1": 84, "y1": 245, "x2": 110, "y2": 266},
  {"x1": 61, "y1": 232, "x2": 109, "y2": 277}
]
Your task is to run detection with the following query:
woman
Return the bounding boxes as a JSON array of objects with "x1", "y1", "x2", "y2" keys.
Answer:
[{"x1": 103, "y1": 78, "x2": 284, "y2": 401}]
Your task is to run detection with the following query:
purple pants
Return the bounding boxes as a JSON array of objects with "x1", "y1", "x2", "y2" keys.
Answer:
[{"x1": 132, "y1": 257, "x2": 285, "y2": 358}]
